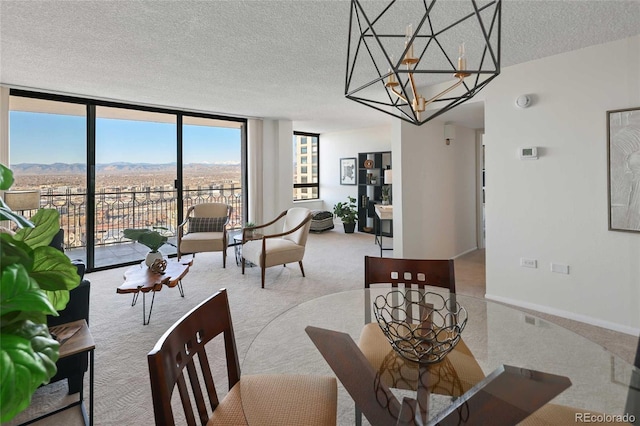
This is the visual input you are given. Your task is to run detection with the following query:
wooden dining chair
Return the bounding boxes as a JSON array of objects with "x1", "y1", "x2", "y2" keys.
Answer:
[
  {"x1": 147, "y1": 288, "x2": 337, "y2": 426},
  {"x1": 356, "y1": 256, "x2": 486, "y2": 425}
]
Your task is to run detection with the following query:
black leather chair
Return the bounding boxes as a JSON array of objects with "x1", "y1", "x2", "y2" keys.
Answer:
[{"x1": 47, "y1": 229, "x2": 90, "y2": 394}]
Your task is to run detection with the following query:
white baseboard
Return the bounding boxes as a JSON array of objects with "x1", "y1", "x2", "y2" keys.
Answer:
[
  {"x1": 485, "y1": 293, "x2": 640, "y2": 336},
  {"x1": 453, "y1": 246, "x2": 479, "y2": 259}
]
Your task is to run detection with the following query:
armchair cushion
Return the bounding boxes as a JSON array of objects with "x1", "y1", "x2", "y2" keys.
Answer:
[
  {"x1": 243, "y1": 239, "x2": 305, "y2": 268},
  {"x1": 188, "y1": 216, "x2": 227, "y2": 233},
  {"x1": 180, "y1": 231, "x2": 226, "y2": 253}
]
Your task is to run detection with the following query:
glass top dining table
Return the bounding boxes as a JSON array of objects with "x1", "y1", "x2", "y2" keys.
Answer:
[{"x1": 241, "y1": 289, "x2": 638, "y2": 425}]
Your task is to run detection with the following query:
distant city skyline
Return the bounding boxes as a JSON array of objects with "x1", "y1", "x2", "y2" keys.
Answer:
[{"x1": 10, "y1": 111, "x2": 241, "y2": 165}]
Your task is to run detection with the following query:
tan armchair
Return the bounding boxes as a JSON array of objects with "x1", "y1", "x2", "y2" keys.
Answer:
[
  {"x1": 241, "y1": 207, "x2": 312, "y2": 288},
  {"x1": 177, "y1": 202, "x2": 231, "y2": 267}
]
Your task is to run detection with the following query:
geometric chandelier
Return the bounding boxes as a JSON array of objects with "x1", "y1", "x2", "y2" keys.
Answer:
[{"x1": 345, "y1": 0, "x2": 501, "y2": 125}]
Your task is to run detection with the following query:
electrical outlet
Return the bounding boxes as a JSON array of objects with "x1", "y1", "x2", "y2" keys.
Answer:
[
  {"x1": 520, "y1": 258, "x2": 537, "y2": 268},
  {"x1": 551, "y1": 263, "x2": 570, "y2": 274}
]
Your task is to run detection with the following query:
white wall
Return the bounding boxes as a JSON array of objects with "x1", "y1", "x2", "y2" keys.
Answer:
[
  {"x1": 484, "y1": 36, "x2": 640, "y2": 333},
  {"x1": 320, "y1": 121, "x2": 477, "y2": 259},
  {"x1": 392, "y1": 120, "x2": 478, "y2": 258},
  {"x1": 320, "y1": 126, "x2": 391, "y2": 214},
  {"x1": 260, "y1": 119, "x2": 294, "y2": 227},
  {"x1": 0, "y1": 87, "x2": 8, "y2": 166}
]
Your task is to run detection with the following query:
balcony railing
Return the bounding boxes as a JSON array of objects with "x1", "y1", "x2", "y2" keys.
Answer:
[{"x1": 21, "y1": 185, "x2": 244, "y2": 251}]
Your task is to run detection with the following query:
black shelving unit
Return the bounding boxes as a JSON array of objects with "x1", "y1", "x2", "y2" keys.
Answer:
[{"x1": 357, "y1": 151, "x2": 392, "y2": 235}]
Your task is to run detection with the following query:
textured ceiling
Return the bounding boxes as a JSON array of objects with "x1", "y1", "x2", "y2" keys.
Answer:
[{"x1": 1, "y1": 0, "x2": 639, "y2": 133}]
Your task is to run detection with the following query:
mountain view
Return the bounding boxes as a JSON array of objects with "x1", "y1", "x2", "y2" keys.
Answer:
[{"x1": 11, "y1": 162, "x2": 242, "y2": 190}]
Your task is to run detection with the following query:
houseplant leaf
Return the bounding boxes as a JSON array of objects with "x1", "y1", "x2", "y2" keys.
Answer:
[
  {"x1": 13, "y1": 209, "x2": 59, "y2": 249},
  {"x1": 0, "y1": 206, "x2": 34, "y2": 229},
  {"x1": 0, "y1": 322, "x2": 59, "y2": 423},
  {"x1": 0, "y1": 163, "x2": 14, "y2": 191},
  {"x1": 30, "y1": 247, "x2": 80, "y2": 310},
  {"x1": 0, "y1": 163, "x2": 73, "y2": 423},
  {"x1": 0, "y1": 234, "x2": 34, "y2": 272},
  {"x1": 123, "y1": 228, "x2": 168, "y2": 252},
  {"x1": 0, "y1": 264, "x2": 57, "y2": 320}
]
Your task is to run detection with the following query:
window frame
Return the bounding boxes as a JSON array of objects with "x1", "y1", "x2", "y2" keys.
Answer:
[
  {"x1": 293, "y1": 131, "x2": 319, "y2": 201},
  {"x1": 8, "y1": 88, "x2": 247, "y2": 271}
]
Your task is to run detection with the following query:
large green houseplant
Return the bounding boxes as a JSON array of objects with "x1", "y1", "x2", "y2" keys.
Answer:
[
  {"x1": 0, "y1": 164, "x2": 80, "y2": 422},
  {"x1": 333, "y1": 195, "x2": 358, "y2": 233}
]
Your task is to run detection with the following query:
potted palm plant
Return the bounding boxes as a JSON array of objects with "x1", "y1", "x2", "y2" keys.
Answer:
[
  {"x1": 123, "y1": 227, "x2": 174, "y2": 267},
  {"x1": 333, "y1": 196, "x2": 358, "y2": 233}
]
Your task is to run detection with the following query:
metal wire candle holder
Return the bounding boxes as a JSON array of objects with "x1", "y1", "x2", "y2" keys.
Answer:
[{"x1": 374, "y1": 290, "x2": 468, "y2": 364}]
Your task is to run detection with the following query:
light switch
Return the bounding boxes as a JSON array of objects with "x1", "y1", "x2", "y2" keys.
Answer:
[{"x1": 551, "y1": 263, "x2": 569, "y2": 274}]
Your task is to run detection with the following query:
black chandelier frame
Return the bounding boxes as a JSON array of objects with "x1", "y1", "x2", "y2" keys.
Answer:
[{"x1": 345, "y1": 0, "x2": 502, "y2": 126}]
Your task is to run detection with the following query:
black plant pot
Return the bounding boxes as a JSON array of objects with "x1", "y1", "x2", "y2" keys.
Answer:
[{"x1": 343, "y1": 222, "x2": 356, "y2": 234}]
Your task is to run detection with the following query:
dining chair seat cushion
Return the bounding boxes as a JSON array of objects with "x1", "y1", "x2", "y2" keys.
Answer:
[
  {"x1": 521, "y1": 403, "x2": 631, "y2": 425},
  {"x1": 180, "y1": 231, "x2": 226, "y2": 253},
  {"x1": 358, "y1": 322, "x2": 485, "y2": 397},
  {"x1": 207, "y1": 382, "x2": 247, "y2": 426},
  {"x1": 207, "y1": 374, "x2": 337, "y2": 426},
  {"x1": 242, "y1": 239, "x2": 305, "y2": 268}
]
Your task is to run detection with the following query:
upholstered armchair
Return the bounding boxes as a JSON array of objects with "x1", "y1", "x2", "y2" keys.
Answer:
[
  {"x1": 178, "y1": 203, "x2": 231, "y2": 267},
  {"x1": 241, "y1": 207, "x2": 312, "y2": 288}
]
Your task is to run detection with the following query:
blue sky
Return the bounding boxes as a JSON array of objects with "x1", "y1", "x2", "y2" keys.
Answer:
[{"x1": 10, "y1": 111, "x2": 241, "y2": 164}]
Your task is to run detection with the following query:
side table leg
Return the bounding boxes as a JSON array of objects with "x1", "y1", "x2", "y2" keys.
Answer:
[
  {"x1": 78, "y1": 349, "x2": 94, "y2": 426},
  {"x1": 177, "y1": 280, "x2": 185, "y2": 297},
  {"x1": 142, "y1": 291, "x2": 157, "y2": 325},
  {"x1": 90, "y1": 349, "x2": 94, "y2": 426}
]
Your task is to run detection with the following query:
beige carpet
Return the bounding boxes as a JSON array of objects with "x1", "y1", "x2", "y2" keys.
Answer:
[{"x1": 7, "y1": 228, "x2": 637, "y2": 425}]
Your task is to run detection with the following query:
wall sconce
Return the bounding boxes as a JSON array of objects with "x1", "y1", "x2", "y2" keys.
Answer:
[
  {"x1": 444, "y1": 124, "x2": 456, "y2": 145},
  {"x1": 3, "y1": 190, "x2": 41, "y2": 213}
]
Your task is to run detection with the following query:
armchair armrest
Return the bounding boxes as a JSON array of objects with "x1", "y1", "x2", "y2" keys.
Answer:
[
  {"x1": 242, "y1": 210, "x2": 288, "y2": 242},
  {"x1": 178, "y1": 206, "x2": 197, "y2": 229},
  {"x1": 260, "y1": 213, "x2": 312, "y2": 240},
  {"x1": 223, "y1": 205, "x2": 232, "y2": 228}
]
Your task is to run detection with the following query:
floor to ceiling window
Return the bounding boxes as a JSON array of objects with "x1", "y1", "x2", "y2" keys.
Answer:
[
  {"x1": 7, "y1": 90, "x2": 246, "y2": 271},
  {"x1": 94, "y1": 107, "x2": 178, "y2": 268},
  {"x1": 182, "y1": 116, "x2": 243, "y2": 228},
  {"x1": 8, "y1": 96, "x2": 88, "y2": 262}
]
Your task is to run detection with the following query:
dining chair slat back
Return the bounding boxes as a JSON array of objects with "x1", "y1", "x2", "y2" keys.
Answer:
[
  {"x1": 147, "y1": 288, "x2": 240, "y2": 425},
  {"x1": 148, "y1": 288, "x2": 338, "y2": 426},
  {"x1": 364, "y1": 256, "x2": 455, "y2": 292}
]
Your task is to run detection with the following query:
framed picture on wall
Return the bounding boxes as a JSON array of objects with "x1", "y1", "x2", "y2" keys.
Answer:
[
  {"x1": 607, "y1": 106, "x2": 640, "y2": 233},
  {"x1": 340, "y1": 157, "x2": 357, "y2": 185}
]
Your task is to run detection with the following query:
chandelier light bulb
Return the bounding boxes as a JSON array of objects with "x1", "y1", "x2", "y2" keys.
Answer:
[
  {"x1": 405, "y1": 23, "x2": 413, "y2": 40},
  {"x1": 404, "y1": 24, "x2": 415, "y2": 62},
  {"x1": 458, "y1": 42, "x2": 466, "y2": 71}
]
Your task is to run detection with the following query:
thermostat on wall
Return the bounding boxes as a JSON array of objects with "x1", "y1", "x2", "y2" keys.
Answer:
[{"x1": 519, "y1": 147, "x2": 538, "y2": 160}]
